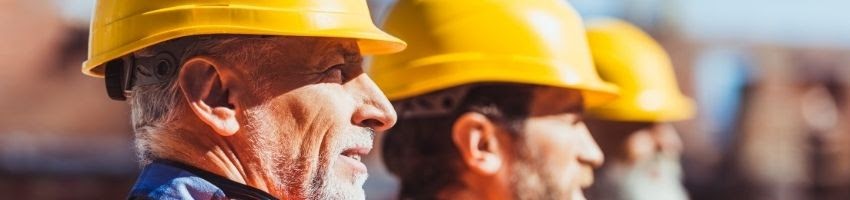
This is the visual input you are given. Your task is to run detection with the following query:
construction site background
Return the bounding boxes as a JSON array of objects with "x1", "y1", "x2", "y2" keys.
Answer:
[{"x1": 1, "y1": 0, "x2": 849, "y2": 199}]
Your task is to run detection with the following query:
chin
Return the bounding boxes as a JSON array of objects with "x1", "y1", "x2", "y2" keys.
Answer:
[
  {"x1": 340, "y1": 186, "x2": 366, "y2": 200},
  {"x1": 321, "y1": 179, "x2": 366, "y2": 200},
  {"x1": 322, "y1": 161, "x2": 368, "y2": 200}
]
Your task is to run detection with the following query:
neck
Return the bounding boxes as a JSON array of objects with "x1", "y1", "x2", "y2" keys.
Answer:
[
  {"x1": 150, "y1": 125, "x2": 280, "y2": 197},
  {"x1": 439, "y1": 187, "x2": 481, "y2": 200},
  {"x1": 438, "y1": 173, "x2": 510, "y2": 200}
]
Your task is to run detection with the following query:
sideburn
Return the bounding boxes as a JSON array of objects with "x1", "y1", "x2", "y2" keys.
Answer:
[{"x1": 508, "y1": 130, "x2": 566, "y2": 200}]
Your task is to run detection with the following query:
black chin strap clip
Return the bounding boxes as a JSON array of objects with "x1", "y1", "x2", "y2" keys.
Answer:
[{"x1": 103, "y1": 52, "x2": 179, "y2": 101}]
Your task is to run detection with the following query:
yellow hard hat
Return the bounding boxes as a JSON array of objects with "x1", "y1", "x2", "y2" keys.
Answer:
[
  {"x1": 82, "y1": 0, "x2": 406, "y2": 77},
  {"x1": 585, "y1": 19, "x2": 695, "y2": 122},
  {"x1": 368, "y1": 0, "x2": 619, "y2": 107}
]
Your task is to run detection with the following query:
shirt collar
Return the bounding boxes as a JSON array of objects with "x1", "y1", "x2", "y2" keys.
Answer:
[{"x1": 128, "y1": 159, "x2": 278, "y2": 200}]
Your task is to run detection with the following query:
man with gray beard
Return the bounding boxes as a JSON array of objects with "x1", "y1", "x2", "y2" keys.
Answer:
[
  {"x1": 82, "y1": 0, "x2": 406, "y2": 199},
  {"x1": 586, "y1": 123, "x2": 690, "y2": 200},
  {"x1": 368, "y1": 0, "x2": 621, "y2": 199},
  {"x1": 583, "y1": 19, "x2": 696, "y2": 200}
]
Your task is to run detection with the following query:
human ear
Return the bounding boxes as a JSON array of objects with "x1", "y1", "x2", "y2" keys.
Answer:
[
  {"x1": 452, "y1": 112, "x2": 504, "y2": 175},
  {"x1": 177, "y1": 57, "x2": 239, "y2": 136}
]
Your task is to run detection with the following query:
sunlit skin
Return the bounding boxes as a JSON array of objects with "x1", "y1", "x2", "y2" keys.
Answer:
[
  {"x1": 148, "y1": 36, "x2": 397, "y2": 199},
  {"x1": 442, "y1": 87, "x2": 604, "y2": 200}
]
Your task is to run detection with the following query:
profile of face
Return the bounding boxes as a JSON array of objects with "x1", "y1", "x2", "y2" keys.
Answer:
[
  {"x1": 179, "y1": 37, "x2": 396, "y2": 199},
  {"x1": 513, "y1": 87, "x2": 604, "y2": 200},
  {"x1": 453, "y1": 87, "x2": 603, "y2": 200},
  {"x1": 584, "y1": 121, "x2": 687, "y2": 200}
]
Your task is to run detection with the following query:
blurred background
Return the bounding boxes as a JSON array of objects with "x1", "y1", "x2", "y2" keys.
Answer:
[{"x1": 1, "y1": 0, "x2": 849, "y2": 199}]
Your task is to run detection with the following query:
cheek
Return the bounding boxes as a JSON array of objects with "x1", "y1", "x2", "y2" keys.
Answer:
[
  {"x1": 276, "y1": 85, "x2": 355, "y2": 127},
  {"x1": 525, "y1": 121, "x2": 585, "y2": 174},
  {"x1": 260, "y1": 84, "x2": 358, "y2": 155},
  {"x1": 624, "y1": 130, "x2": 656, "y2": 163}
]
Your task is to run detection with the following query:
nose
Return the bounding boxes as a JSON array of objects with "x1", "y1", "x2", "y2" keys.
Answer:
[
  {"x1": 577, "y1": 122, "x2": 604, "y2": 167},
  {"x1": 651, "y1": 123, "x2": 683, "y2": 154},
  {"x1": 348, "y1": 73, "x2": 397, "y2": 132}
]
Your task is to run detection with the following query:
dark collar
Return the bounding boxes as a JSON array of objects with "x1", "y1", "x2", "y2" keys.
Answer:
[{"x1": 129, "y1": 159, "x2": 278, "y2": 200}]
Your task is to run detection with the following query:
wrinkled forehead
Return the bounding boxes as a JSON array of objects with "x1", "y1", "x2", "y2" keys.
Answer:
[
  {"x1": 220, "y1": 36, "x2": 362, "y2": 73},
  {"x1": 264, "y1": 36, "x2": 360, "y2": 57},
  {"x1": 218, "y1": 36, "x2": 360, "y2": 62},
  {"x1": 528, "y1": 87, "x2": 584, "y2": 116}
]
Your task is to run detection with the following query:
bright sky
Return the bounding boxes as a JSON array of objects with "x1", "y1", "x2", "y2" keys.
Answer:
[
  {"x1": 52, "y1": 0, "x2": 850, "y2": 48},
  {"x1": 51, "y1": 0, "x2": 95, "y2": 25},
  {"x1": 675, "y1": 0, "x2": 850, "y2": 48},
  {"x1": 572, "y1": 0, "x2": 850, "y2": 48}
]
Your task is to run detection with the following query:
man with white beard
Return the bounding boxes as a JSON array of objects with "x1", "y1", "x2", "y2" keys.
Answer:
[
  {"x1": 583, "y1": 19, "x2": 696, "y2": 200},
  {"x1": 83, "y1": 1, "x2": 405, "y2": 199}
]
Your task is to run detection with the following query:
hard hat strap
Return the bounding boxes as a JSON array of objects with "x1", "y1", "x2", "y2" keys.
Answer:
[
  {"x1": 134, "y1": 52, "x2": 179, "y2": 86},
  {"x1": 104, "y1": 51, "x2": 180, "y2": 101},
  {"x1": 104, "y1": 56, "x2": 134, "y2": 101},
  {"x1": 394, "y1": 85, "x2": 472, "y2": 118}
]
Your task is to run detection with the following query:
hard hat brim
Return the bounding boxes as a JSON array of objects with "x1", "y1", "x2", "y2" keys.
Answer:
[
  {"x1": 587, "y1": 92, "x2": 696, "y2": 122},
  {"x1": 372, "y1": 54, "x2": 620, "y2": 108},
  {"x1": 584, "y1": 18, "x2": 697, "y2": 122},
  {"x1": 83, "y1": 5, "x2": 406, "y2": 78}
]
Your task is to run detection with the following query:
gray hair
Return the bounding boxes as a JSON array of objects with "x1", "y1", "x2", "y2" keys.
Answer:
[{"x1": 127, "y1": 35, "x2": 258, "y2": 164}]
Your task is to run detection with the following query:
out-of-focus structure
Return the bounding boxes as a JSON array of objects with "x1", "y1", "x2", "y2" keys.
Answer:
[
  {"x1": 0, "y1": 0, "x2": 135, "y2": 199},
  {"x1": 568, "y1": 0, "x2": 850, "y2": 200},
  {"x1": 1, "y1": 0, "x2": 850, "y2": 199}
]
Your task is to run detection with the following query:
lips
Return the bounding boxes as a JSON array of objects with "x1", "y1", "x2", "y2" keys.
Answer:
[
  {"x1": 339, "y1": 147, "x2": 371, "y2": 173},
  {"x1": 341, "y1": 147, "x2": 370, "y2": 162}
]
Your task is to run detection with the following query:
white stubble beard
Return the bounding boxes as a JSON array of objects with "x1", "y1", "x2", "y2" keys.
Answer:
[
  {"x1": 594, "y1": 153, "x2": 689, "y2": 200},
  {"x1": 246, "y1": 105, "x2": 372, "y2": 200},
  {"x1": 320, "y1": 128, "x2": 373, "y2": 200}
]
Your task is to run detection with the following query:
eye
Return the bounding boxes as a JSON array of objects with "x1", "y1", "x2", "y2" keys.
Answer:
[
  {"x1": 572, "y1": 114, "x2": 584, "y2": 125},
  {"x1": 557, "y1": 114, "x2": 583, "y2": 126},
  {"x1": 321, "y1": 64, "x2": 345, "y2": 83}
]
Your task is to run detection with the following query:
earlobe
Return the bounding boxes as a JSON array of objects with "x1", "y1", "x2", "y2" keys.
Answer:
[
  {"x1": 452, "y1": 112, "x2": 504, "y2": 175},
  {"x1": 178, "y1": 57, "x2": 240, "y2": 136}
]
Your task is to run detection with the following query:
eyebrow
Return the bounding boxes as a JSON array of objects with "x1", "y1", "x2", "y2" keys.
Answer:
[
  {"x1": 334, "y1": 43, "x2": 363, "y2": 64},
  {"x1": 306, "y1": 43, "x2": 345, "y2": 67},
  {"x1": 559, "y1": 102, "x2": 584, "y2": 113},
  {"x1": 337, "y1": 43, "x2": 360, "y2": 57},
  {"x1": 295, "y1": 40, "x2": 361, "y2": 72},
  {"x1": 558, "y1": 94, "x2": 585, "y2": 113},
  {"x1": 568, "y1": 103, "x2": 584, "y2": 113}
]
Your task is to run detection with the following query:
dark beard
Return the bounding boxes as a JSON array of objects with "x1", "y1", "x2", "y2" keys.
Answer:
[{"x1": 509, "y1": 138, "x2": 569, "y2": 200}]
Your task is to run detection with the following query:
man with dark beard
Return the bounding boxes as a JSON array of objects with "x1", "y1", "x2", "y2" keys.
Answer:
[
  {"x1": 583, "y1": 19, "x2": 696, "y2": 200},
  {"x1": 82, "y1": 0, "x2": 406, "y2": 199},
  {"x1": 368, "y1": 0, "x2": 620, "y2": 199}
]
